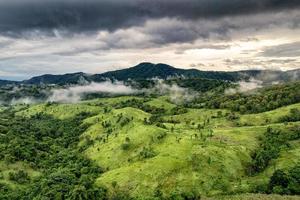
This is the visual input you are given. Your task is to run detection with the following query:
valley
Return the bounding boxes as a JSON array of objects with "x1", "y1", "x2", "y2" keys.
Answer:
[{"x1": 0, "y1": 81, "x2": 299, "y2": 199}]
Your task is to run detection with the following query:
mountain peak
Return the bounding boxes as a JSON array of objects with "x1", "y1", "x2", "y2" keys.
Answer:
[
  {"x1": 129, "y1": 62, "x2": 177, "y2": 72},
  {"x1": 135, "y1": 62, "x2": 154, "y2": 66},
  {"x1": 134, "y1": 62, "x2": 175, "y2": 69}
]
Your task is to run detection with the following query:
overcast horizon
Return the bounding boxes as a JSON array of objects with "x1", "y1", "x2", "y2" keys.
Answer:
[{"x1": 0, "y1": 0, "x2": 300, "y2": 80}]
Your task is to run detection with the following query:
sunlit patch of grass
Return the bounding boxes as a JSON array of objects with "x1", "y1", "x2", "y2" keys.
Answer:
[
  {"x1": 239, "y1": 103, "x2": 300, "y2": 126},
  {"x1": 16, "y1": 103, "x2": 101, "y2": 119},
  {"x1": 0, "y1": 161, "x2": 41, "y2": 188}
]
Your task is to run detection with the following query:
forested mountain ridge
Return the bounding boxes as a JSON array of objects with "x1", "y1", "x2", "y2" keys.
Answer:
[
  {"x1": 91, "y1": 62, "x2": 244, "y2": 81},
  {"x1": 23, "y1": 72, "x2": 91, "y2": 85},
  {"x1": 1, "y1": 63, "x2": 299, "y2": 85},
  {"x1": 0, "y1": 80, "x2": 18, "y2": 86}
]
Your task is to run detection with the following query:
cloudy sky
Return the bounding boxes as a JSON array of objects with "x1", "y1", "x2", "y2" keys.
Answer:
[{"x1": 0, "y1": 0, "x2": 300, "y2": 80}]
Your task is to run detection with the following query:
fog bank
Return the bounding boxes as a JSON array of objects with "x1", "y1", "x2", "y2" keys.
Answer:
[{"x1": 48, "y1": 81, "x2": 137, "y2": 103}]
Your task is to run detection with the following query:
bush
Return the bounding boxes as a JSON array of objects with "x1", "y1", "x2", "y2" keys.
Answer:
[
  {"x1": 8, "y1": 170, "x2": 30, "y2": 184},
  {"x1": 268, "y1": 165, "x2": 300, "y2": 195},
  {"x1": 279, "y1": 108, "x2": 300, "y2": 122},
  {"x1": 121, "y1": 138, "x2": 131, "y2": 150},
  {"x1": 139, "y1": 147, "x2": 156, "y2": 159},
  {"x1": 226, "y1": 112, "x2": 239, "y2": 120},
  {"x1": 247, "y1": 127, "x2": 299, "y2": 174},
  {"x1": 121, "y1": 143, "x2": 130, "y2": 150}
]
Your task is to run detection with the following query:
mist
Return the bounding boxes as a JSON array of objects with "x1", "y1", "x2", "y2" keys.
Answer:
[
  {"x1": 10, "y1": 97, "x2": 40, "y2": 105},
  {"x1": 48, "y1": 81, "x2": 138, "y2": 103},
  {"x1": 225, "y1": 78, "x2": 263, "y2": 95},
  {"x1": 150, "y1": 79, "x2": 196, "y2": 104}
]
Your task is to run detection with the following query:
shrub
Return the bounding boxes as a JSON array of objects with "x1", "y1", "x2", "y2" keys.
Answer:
[
  {"x1": 121, "y1": 138, "x2": 131, "y2": 150},
  {"x1": 268, "y1": 165, "x2": 300, "y2": 195},
  {"x1": 139, "y1": 147, "x2": 156, "y2": 159},
  {"x1": 8, "y1": 170, "x2": 30, "y2": 184}
]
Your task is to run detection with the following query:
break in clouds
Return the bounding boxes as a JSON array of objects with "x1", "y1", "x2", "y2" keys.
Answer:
[{"x1": 0, "y1": 0, "x2": 300, "y2": 79}]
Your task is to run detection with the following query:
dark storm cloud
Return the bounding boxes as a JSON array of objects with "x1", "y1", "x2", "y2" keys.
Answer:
[{"x1": 0, "y1": 0, "x2": 300, "y2": 35}]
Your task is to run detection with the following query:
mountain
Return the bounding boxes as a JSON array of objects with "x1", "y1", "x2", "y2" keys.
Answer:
[
  {"x1": 92, "y1": 62, "x2": 243, "y2": 81},
  {"x1": 24, "y1": 62, "x2": 253, "y2": 85},
  {"x1": 8, "y1": 62, "x2": 300, "y2": 85},
  {"x1": 23, "y1": 72, "x2": 91, "y2": 85},
  {"x1": 0, "y1": 79, "x2": 18, "y2": 86}
]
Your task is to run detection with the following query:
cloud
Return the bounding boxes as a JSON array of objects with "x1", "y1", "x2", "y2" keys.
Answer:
[
  {"x1": 225, "y1": 78, "x2": 263, "y2": 94},
  {"x1": 0, "y1": 1, "x2": 300, "y2": 79},
  {"x1": 259, "y1": 42, "x2": 300, "y2": 57},
  {"x1": 48, "y1": 81, "x2": 137, "y2": 103},
  {"x1": 223, "y1": 58, "x2": 300, "y2": 71},
  {"x1": 150, "y1": 79, "x2": 196, "y2": 104},
  {"x1": 0, "y1": 0, "x2": 300, "y2": 35},
  {"x1": 10, "y1": 97, "x2": 40, "y2": 105},
  {"x1": 87, "y1": 10, "x2": 300, "y2": 50}
]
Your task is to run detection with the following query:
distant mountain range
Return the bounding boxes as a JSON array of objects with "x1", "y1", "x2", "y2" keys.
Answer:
[
  {"x1": 0, "y1": 79, "x2": 18, "y2": 86},
  {"x1": 91, "y1": 62, "x2": 254, "y2": 82},
  {"x1": 1, "y1": 62, "x2": 299, "y2": 85}
]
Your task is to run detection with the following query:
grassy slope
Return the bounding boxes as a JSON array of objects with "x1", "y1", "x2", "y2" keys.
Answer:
[
  {"x1": 0, "y1": 161, "x2": 41, "y2": 190},
  {"x1": 81, "y1": 97, "x2": 300, "y2": 198},
  {"x1": 12, "y1": 96, "x2": 300, "y2": 199},
  {"x1": 17, "y1": 103, "x2": 101, "y2": 119},
  {"x1": 239, "y1": 103, "x2": 300, "y2": 126},
  {"x1": 145, "y1": 96, "x2": 177, "y2": 113}
]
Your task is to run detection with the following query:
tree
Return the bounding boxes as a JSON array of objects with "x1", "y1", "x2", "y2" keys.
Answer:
[
  {"x1": 269, "y1": 170, "x2": 289, "y2": 190},
  {"x1": 8, "y1": 170, "x2": 30, "y2": 184},
  {"x1": 70, "y1": 185, "x2": 88, "y2": 200},
  {"x1": 121, "y1": 137, "x2": 131, "y2": 150}
]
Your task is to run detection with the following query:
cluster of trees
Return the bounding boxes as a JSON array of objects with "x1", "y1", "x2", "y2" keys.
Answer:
[
  {"x1": 114, "y1": 98, "x2": 169, "y2": 115},
  {"x1": 268, "y1": 165, "x2": 300, "y2": 195},
  {"x1": 83, "y1": 92, "x2": 124, "y2": 100},
  {"x1": 203, "y1": 82, "x2": 300, "y2": 114},
  {"x1": 144, "y1": 115, "x2": 168, "y2": 129},
  {"x1": 116, "y1": 113, "x2": 133, "y2": 127},
  {"x1": 165, "y1": 78, "x2": 231, "y2": 93},
  {"x1": 0, "y1": 84, "x2": 51, "y2": 104},
  {"x1": 248, "y1": 126, "x2": 300, "y2": 175},
  {"x1": 254, "y1": 165, "x2": 300, "y2": 195},
  {"x1": 279, "y1": 108, "x2": 300, "y2": 123},
  {"x1": 139, "y1": 146, "x2": 157, "y2": 159},
  {"x1": 8, "y1": 170, "x2": 30, "y2": 184},
  {"x1": 170, "y1": 106, "x2": 188, "y2": 115},
  {"x1": 0, "y1": 109, "x2": 108, "y2": 200}
]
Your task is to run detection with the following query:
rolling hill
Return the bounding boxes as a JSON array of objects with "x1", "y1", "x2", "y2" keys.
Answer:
[
  {"x1": 0, "y1": 77, "x2": 299, "y2": 199},
  {"x1": 1, "y1": 94, "x2": 299, "y2": 199}
]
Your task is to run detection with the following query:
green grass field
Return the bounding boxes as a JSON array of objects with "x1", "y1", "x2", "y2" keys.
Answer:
[{"x1": 0, "y1": 161, "x2": 41, "y2": 189}]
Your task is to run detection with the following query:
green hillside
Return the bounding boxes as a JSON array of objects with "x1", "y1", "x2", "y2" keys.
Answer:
[{"x1": 0, "y1": 79, "x2": 300, "y2": 199}]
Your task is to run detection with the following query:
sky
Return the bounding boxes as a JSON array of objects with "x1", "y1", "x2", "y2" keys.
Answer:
[{"x1": 0, "y1": 0, "x2": 300, "y2": 80}]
